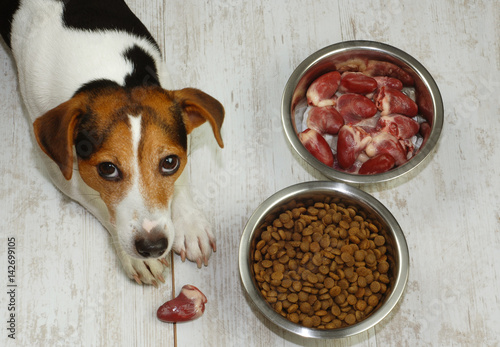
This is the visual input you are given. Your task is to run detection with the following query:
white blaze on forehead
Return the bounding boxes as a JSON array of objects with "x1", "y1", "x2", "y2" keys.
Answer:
[
  {"x1": 129, "y1": 115, "x2": 142, "y2": 160},
  {"x1": 129, "y1": 114, "x2": 142, "y2": 191},
  {"x1": 128, "y1": 114, "x2": 143, "y2": 204},
  {"x1": 119, "y1": 115, "x2": 144, "y2": 212}
]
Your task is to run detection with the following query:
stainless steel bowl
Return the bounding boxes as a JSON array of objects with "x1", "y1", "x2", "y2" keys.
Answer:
[
  {"x1": 281, "y1": 40, "x2": 444, "y2": 184},
  {"x1": 239, "y1": 181, "x2": 409, "y2": 339}
]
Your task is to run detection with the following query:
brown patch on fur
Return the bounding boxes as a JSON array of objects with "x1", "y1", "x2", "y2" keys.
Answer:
[
  {"x1": 77, "y1": 121, "x2": 135, "y2": 219},
  {"x1": 173, "y1": 87, "x2": 225, "y2": 148},
  {"x1": 33, "y1": 93, "x2": 89, "y2": 180},
  {"x1": 138, "y1": 122, "x2": 187, "y2": 210}
]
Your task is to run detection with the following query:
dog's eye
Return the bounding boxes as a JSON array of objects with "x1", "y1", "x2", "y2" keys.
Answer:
[
  {"x1": 98, "y1": 162, "x2": 121, "y2": 181},
  {"x1": 160, "y1": 155, "x2": 180, "y2": 176}
]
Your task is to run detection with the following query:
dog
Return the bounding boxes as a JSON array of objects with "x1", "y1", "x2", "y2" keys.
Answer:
[{"x1": 0, "y1": 0, "x2": 225, "y2": 286}]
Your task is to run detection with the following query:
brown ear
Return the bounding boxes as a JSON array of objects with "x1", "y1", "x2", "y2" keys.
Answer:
[
  {"x1": 174, "y1": 88, "x2": 225, "y2": 148},
  {"x1": 33, "y1": 96, "x2": 85, "y2": 180}
]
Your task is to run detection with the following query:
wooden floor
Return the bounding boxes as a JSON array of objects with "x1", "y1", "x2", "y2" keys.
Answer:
[{"x1": 1, "y1": 1, "x2": 499, "y2": 346}]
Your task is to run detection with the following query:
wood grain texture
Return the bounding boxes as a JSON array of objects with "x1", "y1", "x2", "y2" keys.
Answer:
[{"x1": 1, "y1": 0, "x2": 499, "y2": 346}]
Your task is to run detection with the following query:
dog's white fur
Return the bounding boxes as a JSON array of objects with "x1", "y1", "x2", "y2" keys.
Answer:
[{"x1": 8, "y1": 0, "x2": 220, "y2": 285}]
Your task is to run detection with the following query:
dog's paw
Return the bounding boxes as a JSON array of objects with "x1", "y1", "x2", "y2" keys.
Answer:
[
  {"x1": 172, "y1": 211, "x2": 217, "y2": 268},
  {"x1": 119, "y1": 252, "x2": 169, "y2": 287}
]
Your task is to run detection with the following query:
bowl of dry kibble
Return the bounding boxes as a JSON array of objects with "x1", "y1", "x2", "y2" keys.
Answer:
[
  {"x1": 239, "y1": 181, "x2": 409, "y2": 338},
  {"x1": 281, "y1": 40, "x2": 443, "y2": 184}
]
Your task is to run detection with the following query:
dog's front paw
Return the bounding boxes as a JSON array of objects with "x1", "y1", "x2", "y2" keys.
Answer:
[
  {"x1": 172, "y1": 211, "x2": 217, "y2": 268},
  {"x1": 119, "y1": 252, "x2": 168, "y2": 287}
]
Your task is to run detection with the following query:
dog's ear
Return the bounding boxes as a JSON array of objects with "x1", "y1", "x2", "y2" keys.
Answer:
[
  {"x1": 33, "y1": 96, "x2": 85, "y2": 180},
  {"x1": 174, "y1": 88, "x2": 225, "y2": 148}
]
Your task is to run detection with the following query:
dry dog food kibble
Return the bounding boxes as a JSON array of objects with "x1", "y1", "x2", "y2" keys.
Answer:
[{"x1": 252, "y1": 198, "x2": 393, "y2": 329}]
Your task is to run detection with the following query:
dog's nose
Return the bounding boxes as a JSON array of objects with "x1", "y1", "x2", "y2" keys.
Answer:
[{"x1": 135, "y1": 236, "x2": 168, "y2": 258}]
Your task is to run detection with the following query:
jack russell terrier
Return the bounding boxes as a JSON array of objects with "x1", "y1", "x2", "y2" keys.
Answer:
[{"x1": 0, "y1": 0, "x2": 225, "y2": 286}]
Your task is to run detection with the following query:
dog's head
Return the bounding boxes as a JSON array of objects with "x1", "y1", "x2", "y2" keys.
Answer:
[{"x1": 33, "y1": 84, "x2": 224, "y2": 260}]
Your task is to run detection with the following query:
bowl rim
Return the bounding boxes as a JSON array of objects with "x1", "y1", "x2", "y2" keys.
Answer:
[
  {"x1": 281, "y1": 40, "x2": 444, "y2": 184},
  {"x1": 238, "y1": 181, "x2": 410, "y2": 339}
]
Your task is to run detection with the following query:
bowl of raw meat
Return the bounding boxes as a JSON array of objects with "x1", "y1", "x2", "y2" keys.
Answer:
[{"x1": 281, "y1": 40, "x2": 443, "y2": 184}]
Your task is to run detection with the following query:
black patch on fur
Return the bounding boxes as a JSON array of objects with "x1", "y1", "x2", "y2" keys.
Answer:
[
  {"x1": 74, "y1": 79, "x2": 122, "y2": 96},
  {"x1": 60, "y1": 0, "x2": 159, "y2": 51},
  {"x1": 140, "y1": 100, "x2": 188, "y2": 153},
  {"x1": 75, "y1": 105, "x2": 129, "y2": 160},
  {"x1": 123, "y1": 45, "x2": 160, "y2": 88},
  {"x1": 73, "y1": 80, "x2": 123, "y2": 159},
  {"x1": 167, "y1": 101, "x2": 188, "y2": 150},
  {"x1": 0, "y1": 0, "x2": 21, "y2": 48},
  {"x1": 74, "y1": 113, "x2": 101, "y2": 159}
]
